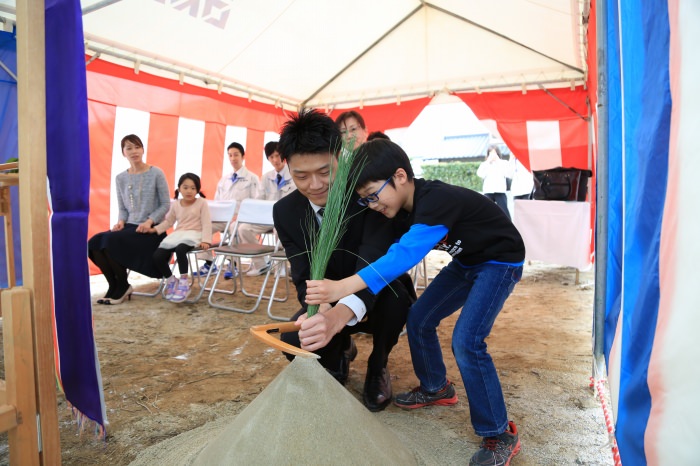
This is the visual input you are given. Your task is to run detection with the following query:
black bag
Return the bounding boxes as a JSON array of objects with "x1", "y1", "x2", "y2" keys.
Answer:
[{"x1": 532, "y1": 167, "x2": 592, "y2": 201}]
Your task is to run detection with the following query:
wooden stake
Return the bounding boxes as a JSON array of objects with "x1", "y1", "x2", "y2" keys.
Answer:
[{"x1": 16, "y1": 1, "x2": 61, "y2": 463}]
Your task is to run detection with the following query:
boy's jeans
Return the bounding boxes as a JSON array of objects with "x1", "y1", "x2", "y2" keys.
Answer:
[{"x1": 406, "y1": 260, "x2": 523, "y2": 437}]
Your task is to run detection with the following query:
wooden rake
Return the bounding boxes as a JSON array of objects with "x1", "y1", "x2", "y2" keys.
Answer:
[{"x1": 250, "y1": 322, "x2": 320, "y2": 359}]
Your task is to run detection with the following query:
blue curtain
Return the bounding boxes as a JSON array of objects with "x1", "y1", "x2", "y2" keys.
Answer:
[
  {"x1": 605, "y1": 1, "x2": 671, "y2": 463},
  {"x1": 0, "y1": 30, "x2": 22, "y2": 288}
]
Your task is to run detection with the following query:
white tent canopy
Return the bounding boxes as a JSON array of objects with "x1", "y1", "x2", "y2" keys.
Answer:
[{"x1": 1, "y1": 0, "x2": 588, "y2": 109}]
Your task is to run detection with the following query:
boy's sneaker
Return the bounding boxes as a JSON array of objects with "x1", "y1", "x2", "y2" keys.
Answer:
[
  {"x1": 192, "y1": 263, "x2": 217, "y2": 277},
  {"x1": 394, "y1": 381, "x2": 458, "y2": 409},
  {"x1": 163, "y1": 275, "x2": 177, "y2": 300},
  {"x1": 469, "y1": 421, "x2": 521, "y2": 466},
  {"x1": 223, "y1": 263, "x2": 239, "y2": 280},
  {"x1": 170, "y1": 277, "x2": 191, "y2": 303}
]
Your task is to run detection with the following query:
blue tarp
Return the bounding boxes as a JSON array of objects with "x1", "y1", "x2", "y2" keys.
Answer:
[{"x1": 0, "y1": 29, "x2": 21, "y2": 288}]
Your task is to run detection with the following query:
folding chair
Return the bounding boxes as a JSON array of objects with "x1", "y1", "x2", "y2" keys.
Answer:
[
  {"x1": 266, "y1": 249, "x2": 292, "y2": 321},
  {"x1": 208, "y1": 199, "x2": 280, "y2": 313},
  {"x1": 411, "y1": 257, "x2": 430, "y2": 290},
  {"x1": 184, "y1": 200, "x2": 238, "y2": 303}
]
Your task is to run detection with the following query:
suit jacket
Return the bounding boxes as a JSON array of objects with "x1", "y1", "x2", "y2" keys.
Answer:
[{"x1": 273, "y1": 189, "x2": 404, "y2": 314}]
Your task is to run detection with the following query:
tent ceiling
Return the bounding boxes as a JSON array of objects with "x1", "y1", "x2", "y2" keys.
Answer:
[{"x1": 1, "y1": 0, "x2": 589, "y2": 109}]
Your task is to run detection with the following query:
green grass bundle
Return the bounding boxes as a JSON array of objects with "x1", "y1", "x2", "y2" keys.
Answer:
[{"x1": 306, "y1": 140, "x2": 364, "y2": 317}]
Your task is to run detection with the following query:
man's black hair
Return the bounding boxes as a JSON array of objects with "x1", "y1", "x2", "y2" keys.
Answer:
[
  {"x1": 355, "y1": 139, "x2": 414, "y2": 190},
  {"x1": 264, "y1": 141, "x2": 279, "y2": 158},
  {"x1": 277, "y1": 108, "x2": 342, "y2": 163},
  {"x1": 227, "y1": 141, "x2": 245, "y2": 156}
]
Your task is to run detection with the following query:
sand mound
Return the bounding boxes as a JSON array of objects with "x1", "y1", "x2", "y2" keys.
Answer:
[{"x1": 130, "y1": 357, "x2": 417, "y2": 465}]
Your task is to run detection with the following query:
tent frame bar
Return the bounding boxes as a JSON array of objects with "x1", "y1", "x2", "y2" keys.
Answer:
[
  {"x1": 537, "y1": 84, "x2": 588, "y2": 121},
  {"x1": 324, "y1": 78, "x2": 587, "y2": 108},
  {"x1": 85, "y1": 42, "x2": 299, "y2": 108},
  {"x1": 82, "y1": 0, "x2": 124, "y2": 16},
  {"x1": 0, "y1": 57, "x2": 17, "y2": 82},
  {"x1": 593, "y1": 0, "x2": 608, "y2": 369},
  {"x1": 86, "y1": 40, "x2": 586, "y2": 109}
]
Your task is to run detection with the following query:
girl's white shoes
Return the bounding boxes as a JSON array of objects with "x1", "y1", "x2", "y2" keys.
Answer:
[
  {"x1": 169, "y1": 276, "x2": 191, "y2": 303},
  {"x1": 164, "y1": 275, "x2": 178, "y2": 300}
]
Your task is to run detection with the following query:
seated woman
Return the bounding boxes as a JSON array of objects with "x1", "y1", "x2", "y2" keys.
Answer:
[{"x1": 88, "y1": 134, "x2": 171, "y2": 304}]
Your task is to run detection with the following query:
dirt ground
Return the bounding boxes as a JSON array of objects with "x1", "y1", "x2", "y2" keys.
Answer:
[{"x1": 1, "y1": 253, "x2": 613, "y2": 465}]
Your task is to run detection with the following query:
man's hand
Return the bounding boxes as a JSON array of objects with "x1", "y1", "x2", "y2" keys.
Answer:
[
  {"x1": 111, "y1": 221, "x2": 125, "y2": 232},
  {"x1": 306, "y1": 275, "x2": 367, "y2": 305},
  {"x1": 297, "y1": 303, "x2": 353, "y2": 351}
]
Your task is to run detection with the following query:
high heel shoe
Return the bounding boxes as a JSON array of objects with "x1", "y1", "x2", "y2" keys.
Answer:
[
  {"x1": 97, "y1": 287, "x2": 115, "y2": 305},
  {"x1": 104, "y1": 285, "x2": 133, "y2": 305}
]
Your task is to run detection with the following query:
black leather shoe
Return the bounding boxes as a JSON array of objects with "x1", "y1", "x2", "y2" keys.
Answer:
[
  {"x1": 327, "y1": 338, "x2": 357, "y2": 385},
  {"x1": 363, "y1": 367, "x2": 392, "y2": 412}
]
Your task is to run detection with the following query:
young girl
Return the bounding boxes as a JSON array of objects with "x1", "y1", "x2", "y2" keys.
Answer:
[{"x1": 149, "y1": 173, "x2": 212, "y2": 302}]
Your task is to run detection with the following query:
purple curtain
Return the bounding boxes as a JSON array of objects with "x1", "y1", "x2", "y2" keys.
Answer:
[{"x1": 46, "y1": 0, "x2": 105, "y2": 429}]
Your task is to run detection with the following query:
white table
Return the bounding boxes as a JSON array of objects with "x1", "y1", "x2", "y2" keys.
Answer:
[{"x1": 513, "y1": 200, "x2": 592, "y2": 271}]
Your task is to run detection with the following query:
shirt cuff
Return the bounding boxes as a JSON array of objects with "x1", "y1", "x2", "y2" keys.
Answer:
[{"x1": 338, "y1": 294, "x2": 366, "y2": 326}]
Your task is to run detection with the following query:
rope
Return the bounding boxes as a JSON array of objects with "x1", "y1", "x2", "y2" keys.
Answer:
[{"x1": 590, "y1": 376, "x2": 622, "y2": 465}]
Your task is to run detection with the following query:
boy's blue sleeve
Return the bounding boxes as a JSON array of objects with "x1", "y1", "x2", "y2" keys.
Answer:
[{"x1": 357, "y1": 223, "x2": 448, "y2": 294}]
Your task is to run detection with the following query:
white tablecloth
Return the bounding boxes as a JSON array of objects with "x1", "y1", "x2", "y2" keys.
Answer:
[{"x1": 513, "y1": 200, "x2": 592, "y2": 270}]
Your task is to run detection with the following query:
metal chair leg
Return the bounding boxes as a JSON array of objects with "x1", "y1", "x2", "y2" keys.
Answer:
[{"x1": 266, "y1": 259, "x2": 291, "y2": 321}]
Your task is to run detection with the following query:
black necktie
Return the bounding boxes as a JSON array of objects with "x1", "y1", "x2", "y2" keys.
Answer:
[
  {"x1": 276, "y1": 174, "x2": 283, "y2": 189},
  {"x1": 318, "y1": 207, "x2": 324, "y2": 217},
  {"x1": 231, "y1": 172, "x2": 239, "y2": 183}
]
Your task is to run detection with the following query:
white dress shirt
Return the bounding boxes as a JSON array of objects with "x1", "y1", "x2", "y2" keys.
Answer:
[{"x1": 309, "y1": 201, "x2": 366, "y2": 325}]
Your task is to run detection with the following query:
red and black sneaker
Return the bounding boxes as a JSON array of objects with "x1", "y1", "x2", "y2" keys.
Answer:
[{"x1": 469, "y1": 421, "x2": 521, "y2": 466}]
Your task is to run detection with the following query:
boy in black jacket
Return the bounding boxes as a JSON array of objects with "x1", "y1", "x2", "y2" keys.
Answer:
[{"x1": 306, "y1": 139, "x2": 526, "y2": 466}]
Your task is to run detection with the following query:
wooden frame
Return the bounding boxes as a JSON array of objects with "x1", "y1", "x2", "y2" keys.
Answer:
[
  {"x1": 1, "y1": 1, "x2": 63, "y2": 463},
  {"x1": 1, "y1": 288, "x2": 40, "y2": 465}
]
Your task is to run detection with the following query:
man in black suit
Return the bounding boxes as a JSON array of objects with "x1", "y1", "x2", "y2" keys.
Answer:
[{"x1": 273, "y1": 109, "x2": 416, "y2": 412}]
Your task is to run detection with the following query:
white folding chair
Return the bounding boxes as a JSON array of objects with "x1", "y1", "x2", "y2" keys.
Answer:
[
  {"x1": 184, "y1": 200, "x2": 238, "y2": 303},
  {"x1": 410, "y1": 257, "x2": 430, "y2": 290},
  {"x1": 208, "y1": 199, "x2": 280, "y2": 313},
  {"x1": 265, "y1": 249, "x2": 292, "y2": 321}
]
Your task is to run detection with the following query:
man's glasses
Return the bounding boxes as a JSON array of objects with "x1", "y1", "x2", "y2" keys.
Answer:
[{"x1": 357, "y1": 177, "x2": 392, "y2": 207}]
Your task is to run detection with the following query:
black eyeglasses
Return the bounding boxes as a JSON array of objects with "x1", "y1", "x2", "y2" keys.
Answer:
[{"x1": 357, "y1": 177, "x2": 392, "y2": 207}]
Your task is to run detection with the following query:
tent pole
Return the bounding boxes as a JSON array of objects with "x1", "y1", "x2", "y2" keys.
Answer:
[{"x1": 593, "y1": 0, "x2": 609, "y2": 374}]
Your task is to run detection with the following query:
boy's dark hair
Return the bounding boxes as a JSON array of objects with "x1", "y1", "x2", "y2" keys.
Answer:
[
  {"x1": 334, "y1": 110, "x2": 366, "y2": 129},
  {"x1": 278, "y1": 108, "x2": 342, "y2": 163},
  {"x1": 264, "y1": 141, "x2": 279, "y2": 158},
  {"x1": 356, "y1": 139, "x2": 414, "y2": 190},
  {"x1": 367, "y1": 131, "x2": 390, "y2": 141},
  {"x1": 174, "y1": 172, "x2": 206, "y2": 199},
  {"x1": 121, "y1": 134, "x2": 143, "y2": 151},
  {"x1": 227, "y1": 142, "x2": 245, "y2": 156}
]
